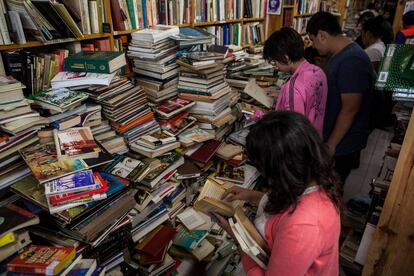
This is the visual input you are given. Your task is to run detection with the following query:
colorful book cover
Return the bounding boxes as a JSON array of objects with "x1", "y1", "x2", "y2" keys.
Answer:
[
  {"x1": 30, "y1": 88, "x2": 88, "y2": 111},
  {"x1": 103, "y1": 154, "x2": 146, "y2": 182},
  {"x1": 44, "y1": 170, "x2": 98, "y2": 195},
  {"x1": 172, "y1": 225, "x2": 208, "y2": 249},
  {"x1": 214, "y1": 162, "x2": 245, "y2": 184},
  {"x1": 54, "y1": 127, "x2": 101, "y2": 160},
  {"x1": 19, "y1": 143, "x2": 88, "y2": 183},
  {"x1": 155, "y1": 97, "x2": 194, "y2": 116},
  {"x1": 7, "y1": 245, "x2": 76, "y2": 275}
]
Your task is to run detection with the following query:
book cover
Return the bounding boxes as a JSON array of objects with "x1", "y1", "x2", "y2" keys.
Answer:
[
  {"x1": 155, "y1": 97, "x2": 194, "y2": 118},
  {"x1": 64, "y1": 51, "x2": 127, "y2": 74},
  {"x1": 0, "y1": 204, "x2": 39, "y2": 237},
  {"x1": 44, "y1": 169, "x2": 98, "y2": 195},
  {"x1": 7, "y1": 245, "x2": 76, "y2": 275},
  {"x1": 103, "y1": 154, "x2": 147, "y2": 182},
  {"x1": 54, "y1": 127, "x2": 101, "y2": 160},
  {"x1": 172, "y1": 225, "x2": 207, "y2": 249},
  {"x1": 214, "y1": 162, "x2": 245, "y2": 184},
  {"x1": 30, "y1": 88, "x2": 88, "y2": 112},
  {"x1": 187, "y1": 139, "x2": 221, "y2": 164}
]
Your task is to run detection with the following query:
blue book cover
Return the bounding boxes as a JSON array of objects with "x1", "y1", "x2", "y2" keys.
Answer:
[
  {"x1": 173, "y1": 226, "x2": 208, "y2": 249},
  {"x1": 142, "y1": 0, "x2": 148, "y2": 28},
  {"x1": 45, "y1": 170, "x2": 98, "y2": 195}
]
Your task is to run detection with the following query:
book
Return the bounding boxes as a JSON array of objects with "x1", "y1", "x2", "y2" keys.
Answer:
[
  {"x1": 7, "y1": 245, "x2": 76, "y2": 275},
  {"x1": 176, "y1": 160, "x2": 201, "y2": 179},
  {"x1": 0, "y1": 203, "x2": 39, "y2": 237},
  {"x1": 194, "y1": 178, "x2": 243, "y2": 217},
  {"x1": 103, "y1": 154, "x2": 151, "y2": 183},
  {"x1": 0, "y1": 230, "x2": 32, "y2": 261},
  {"x1": 67, "y1": 258, "x2": 97, "y2": 276},
  {"x1": 54, "y1": 127, "x2": 101, "y2": 160},
  {"x1": 130, "y1": 140, "x2": 181, "y2": 158},
  {"x1": 244, "y1": 78, "x2": 274, "y2": 108},
  {"x1": 19, "y1": 142, "x2": 112, "y2": 183},
  {"x1": 135, "y1": 225, "x2": 176, "y2": 263},
  {"x1": 215, "y1": 143, "x2": 244, "y2": 160},
  {"x1": 186, "y1": 139, "x2": 221, "y2": 164},
  {"x1": 131, "y1": 25, "x2": 179, "y2": 43},
  {"x1": 51, "y1": 71, "x2": 117, "y2": 89},
  {"x1": 135, "y1": 132, "x2": 177, "y2": 149},
  {"x1": 172, "y1": 225, "x2": 208, "y2": 249},
  {"x1": 154, "y1": 97, "x2": 195, "y2": 119},
  {"x1": 30, "y1": 88, "x2": 88, "y2": 112},
  {"x1": 64, "y1": 51, "x2": 127, "y2": 74},
  {"x1": 214, "y1": 162, "x2": 245, "y2": 184},
  {"x1": 44, "y1": 170, "x2": 99, "y2": 195},
  {"x1": 178, "y1": 127, "x2": 215, "y2": 145},
  {"x1": 177, "y1": 207, "x2": 206, "y2": 230}
]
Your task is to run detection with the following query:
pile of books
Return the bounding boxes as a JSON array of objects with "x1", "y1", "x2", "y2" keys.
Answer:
[
  {"x1": 128, "y1": 25, "x2": 180, "y2": 103},
  {"x1": 0, "y1": 76, "x2": 48, "y2": 189},
  {"x1": 176, "y1": 51, "x2": 238, "y2": 140}
]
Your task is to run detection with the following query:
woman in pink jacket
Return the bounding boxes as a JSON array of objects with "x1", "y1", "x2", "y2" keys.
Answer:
[
  {"x1": 214, "y1": 111, "x2": 341, "y2": 276},
  {"x1": 263, "y1": 27, "x2": 328, "y2": 134}
]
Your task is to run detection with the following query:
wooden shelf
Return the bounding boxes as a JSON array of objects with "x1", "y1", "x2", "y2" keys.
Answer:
[
  {"x1": 243, "y1": 17, "x2": 265, "y2": 22},
  {"x1": 294, "y1": 13, "x2": 316, "y2": 18},
  {"x1": 283, "y1": 5, "x2": 295, "y2": 8},
  {"x1": 177, "y1": 23, "x2": 192, "y2": 27},
  {"x1": 113, "y1": 29, "x2": 139, "y2": 36},
  {"x1": 194, "y1": 19, "x2": 243, "y2": 26},
  {"x1": 0, "y1": 33, "x2": 111, "y2": 51}
]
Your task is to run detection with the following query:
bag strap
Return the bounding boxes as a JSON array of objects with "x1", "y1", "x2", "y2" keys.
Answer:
[{"x1": 288, "y1": 73, "x2": 299, "y2": 111}]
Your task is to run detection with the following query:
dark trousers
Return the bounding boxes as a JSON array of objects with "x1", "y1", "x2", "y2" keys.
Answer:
[{"x1": 335, "y1": 151, "x2": 361, "y2": 186}]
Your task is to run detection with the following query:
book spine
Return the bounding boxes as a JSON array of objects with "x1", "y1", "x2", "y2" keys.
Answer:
[
  {"x1": 110, "y1": 0, "x2": 126, "y2": 31},
  {"x1": 141, "y1": 0, "x2": 148, "y2": 28},
  {"x1": 81, "y1": 0, "x2": 91, "y2": 34},
  {"x1": 96, "y1": 0, "x2": 104, "y2": 33},
  {"x1": 126, "y1": 0, "x2": 137, "y2": 29},
  {"x1": 88, "y1": 1, "x2": 99, "y2": 33}
]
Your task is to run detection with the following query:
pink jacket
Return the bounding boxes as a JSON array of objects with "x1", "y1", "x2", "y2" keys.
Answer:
[
  {"x1": 275, "y1": 60, "x2": 328, "y2": 134},
  {"x1": 242, "y1": 190, "x2": 340, "y2": 276}
]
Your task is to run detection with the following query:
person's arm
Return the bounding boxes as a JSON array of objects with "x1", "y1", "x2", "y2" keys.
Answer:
[
  {"x1": 241, "y1": 224, "x2": 321, "y2": 276},
  {"x1": 326, "y1": 58, "x2": 371, "y2": 154},
  {"x1": 326, "y1": 93, "x2": 362, "y2": 153}
]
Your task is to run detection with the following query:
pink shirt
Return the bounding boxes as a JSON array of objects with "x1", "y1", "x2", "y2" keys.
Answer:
[
  {"x1": 275, "y1": 60, "x2": 328, "y2": 134},
  {"x1": 242, "y1": 189, "x2": 340, "y2": 276}
]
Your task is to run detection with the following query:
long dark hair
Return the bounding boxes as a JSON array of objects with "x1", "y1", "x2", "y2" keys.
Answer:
[{"x1": 246, "y1": 111, "x2": 341, "y2": 215}]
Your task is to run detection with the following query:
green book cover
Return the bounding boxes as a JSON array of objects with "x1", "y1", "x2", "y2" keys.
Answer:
[
  {"x1": 63, "y1": 51, "x2": 126, "y2": 74},
  {"x1": 126, "y1": 0, "x2": 137, "y2": 29},
  {"x1": 376, "y1": 44, "x2": 414, "y2": 98},
  {"x1": 29, "y1": 88, "x2": 88, "y2": 110},
  {"x1": 96, "y1": 0, "x2": 104, "y2": 33}
]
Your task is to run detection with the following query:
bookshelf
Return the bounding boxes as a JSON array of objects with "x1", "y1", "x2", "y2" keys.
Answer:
[
  {"x1": 0, "y1": 0, "x2": 266, "y2": 53},
  {"x1": 265, "y1": 0, "x2": 347, "y2": 39}
]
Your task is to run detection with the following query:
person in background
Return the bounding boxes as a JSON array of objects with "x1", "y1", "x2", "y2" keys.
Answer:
[
  {"x1": 306, "y1": 12, "x2": 375, "y2": 184},
  {"x1": 355, "y1": 11, "x2": 375, "y2": 48},
  {"x1": 361, "y1": 16, "x2": 386, "y2": 73},
  {"x1": 263, "y1": 27, "x2": 328, "y2": 134},
  {"x1": 304, "y1": 46, "x2": 328, "y2": 68},
  {"x1": 381, "y1": 19, "x2": 394, "y2": 45},
  {"x1": 396, "y1": 11, "x2": 414, "y2": 44},
  {"x1": 213, "y1": 111, "x2": 341, "y2": 276}
]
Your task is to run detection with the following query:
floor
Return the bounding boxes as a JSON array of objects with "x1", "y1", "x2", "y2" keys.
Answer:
[{"x1": 343, "y1": 129, "x2": 394, "y2": 204}]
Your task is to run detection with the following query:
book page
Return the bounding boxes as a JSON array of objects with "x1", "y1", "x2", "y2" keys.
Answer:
[
  {"x1": 198, "y1": 179, "x2": 226, "y2": 201},
  {"x1": 177, "y1": 207, "x2": 206, "y2": 231}
]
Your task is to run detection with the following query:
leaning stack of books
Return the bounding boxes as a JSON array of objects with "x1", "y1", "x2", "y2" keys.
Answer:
[
  {"x1": 128, "y1": 25, "x2": 180, "y2": 104},
  {"x1": 176, "y1": 52, "x2": 238, "y2": 140},
  {"x1": 0, "y1": 76, "x2": 48, "y2": 190}
]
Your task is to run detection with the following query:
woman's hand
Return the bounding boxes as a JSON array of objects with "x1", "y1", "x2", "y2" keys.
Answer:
[{"x1": 222, "y1": 186, "x2": 265, "y2": 206}]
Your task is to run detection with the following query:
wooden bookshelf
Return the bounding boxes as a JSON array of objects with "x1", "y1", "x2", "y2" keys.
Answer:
[
  {"x1": 293, "y1": 13, "x2": 316, "y2": 17},
  {"x1": 0, "y1": 33, "x2": 112, "y2": 51},
  {"x1": 113, "y1": 29, "x2": 139, "y2": 36}
]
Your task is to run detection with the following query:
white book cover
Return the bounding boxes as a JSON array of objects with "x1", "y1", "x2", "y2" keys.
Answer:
[
  {"x1": 51, "y1": 71, "x2": 116, "y2": 88},
  {"x1": 88, "y1": 0, "x2": 99, "y2": 34}
]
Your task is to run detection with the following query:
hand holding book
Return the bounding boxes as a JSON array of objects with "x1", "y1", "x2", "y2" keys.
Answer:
[{"x1": 221, "y1": 186, "x2": 265, "y2": 206}]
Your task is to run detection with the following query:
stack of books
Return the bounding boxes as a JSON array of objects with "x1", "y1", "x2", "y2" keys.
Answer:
[
  {"x1": 128, "y1": 25, "x2": 180, "y2": 103},
  {"x1": 170, "y1": 27, "x2": 214, "y2": 48},
  {"x1": 87, "y1": 77, "x2": 159, "y2": 146},
  {"x1": 176, "y1": 52, "x2": 237, "y2": 140},
  {"x1": 0, "y1": 76, "x2": 48, "y2": 189}
]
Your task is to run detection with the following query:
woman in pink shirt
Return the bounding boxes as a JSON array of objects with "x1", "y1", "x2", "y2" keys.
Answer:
[
  {"x1": 263, "y1": 27, "x2": 328, "y2": 134},
  {"x1": 214, "y1": 111, "x2": 341, "y2": 276}
]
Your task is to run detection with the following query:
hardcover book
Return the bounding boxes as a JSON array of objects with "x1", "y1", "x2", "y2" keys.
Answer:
[
  {"x1": 0, "y1": 204, "x2": 39, "y2": 237},
  {"x1": 7, "y1": 245, "x2": 76, "y2": 275},
  {"x1": 64, "y1": 51, "x2": 127, "y2": 74},
  {"x1": 54, "y1": 127, "x2": 101, "y2": 160},
  {"x1": 30, "y1": 88, "x2": 88, "y2": 113}
]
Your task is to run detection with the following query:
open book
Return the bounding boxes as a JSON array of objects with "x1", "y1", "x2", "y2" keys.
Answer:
[
  {"x1": 194, "y1": 178, "x2": 270, "y2": 269},
  {"x1": 194, "y1": 178, "x2": 243, "y2": 217}
]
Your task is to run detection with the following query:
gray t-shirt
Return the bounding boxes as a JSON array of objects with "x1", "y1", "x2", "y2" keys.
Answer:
[{"x1": 323, "y1": 43, "x2": 374, "y2": 156}]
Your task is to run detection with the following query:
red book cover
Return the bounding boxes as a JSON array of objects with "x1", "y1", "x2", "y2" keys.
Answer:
[
  {"x1": 7, "y1": 245, "x2": 75, "y2": 275},
  {"x1": 188, "y1": 140, "x2": 222, "y2": 164},
  {"x1": 110, "y1": 0, "x2": 126, "y2": 31},
  {"x1": 115, "y1": 112, "x2": 154, "y2": 134},
  {"x1": 136, "y1": 225, "x2": 176, "y2": 256},
  {"x1": 48, "y1": 172, "x2": 109, "y2": 206},
  {"x1": 155, "y1": 98, "x2": 194, "y2": 118}
]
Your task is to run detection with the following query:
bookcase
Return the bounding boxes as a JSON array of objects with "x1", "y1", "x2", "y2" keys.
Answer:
[
  {"x1": 0, "y1": 0, "x2": 266, "y2": 52},
  {"x1": 265, "y1": 0, "x2": 347, "y2": 39}
]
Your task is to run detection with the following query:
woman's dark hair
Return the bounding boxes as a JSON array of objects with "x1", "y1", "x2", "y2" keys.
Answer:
[
  {"x1": 362, "y1": 16, "x2": 385, "y2": 38},
  {"x1": 358, "y1": 11, "x2": 375, "y2": 25},
  {"x1": 246, "y1": 111, "x2": 341, "y2": 215},
  {"x1": 306, "y1": 11, "x2": 342, "y2": 36},
  {"x1": 403, "y1": 11, "x2": 414, "y2": 26},
  {"x1": 381, "y1": 20, "x2": 394, "y2": 44},
  {"x1": 263, "y1": 27, "x2": 304, "y2": 64}
]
